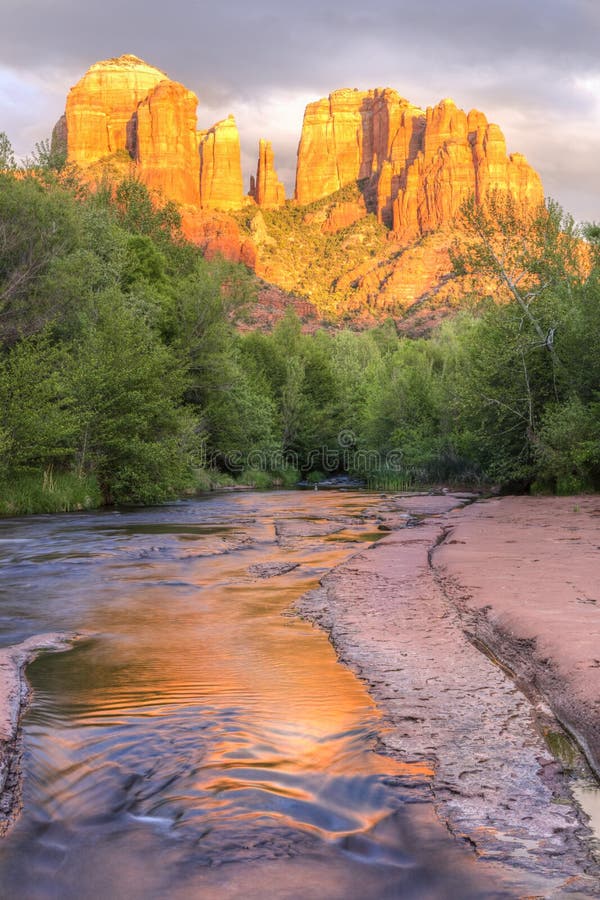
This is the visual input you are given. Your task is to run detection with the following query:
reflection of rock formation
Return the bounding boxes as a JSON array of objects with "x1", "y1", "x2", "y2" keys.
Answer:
[{"x1": 295, "y1": 89, "x2": 543, "y2": 239}]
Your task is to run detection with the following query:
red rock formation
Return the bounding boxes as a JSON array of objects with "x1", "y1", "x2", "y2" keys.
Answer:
[
  {"x1": 60, "y1": 55, "x2": 249, "y2": 214},
  {"x1": 392, "y1": 101, "x2": 543, "y2": 240},
  {"x1": 295, "y1": 91, "x2": 543, "y2": 241},
  {"x1": 135, "y1": 80, "x2": 200, "y2": 207},
  {"x1": 64, "y1": 55, "x2": 167, "y2": 165},
  {"x1": 294, "y1": 88, "x2": 425, "y2": 207},
  {"x1": 181, "y1": 209, "x2": 256, "y2": 266},
  {"x1": 321, "y1": 199, "x2": 367, "y2": 233},
  {"x1": 252, "y1": 139, "x2": 285, "y2": 208},
  {"x1": 198, "y1": 116, "x2": 244, "y2": 210},
  {"x1": 56, "y1": 57, "x2": 548, "y2": 326}
]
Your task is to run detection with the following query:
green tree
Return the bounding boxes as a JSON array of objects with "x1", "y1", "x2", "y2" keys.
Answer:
[
  {"x1": 0, "y1": 334, "x2": 76, "y2": 475},
  {"x1": 0, "y1": 174, "x2": 79, "y2": 345},
  {"x1": 69, "y1": 291, "x2": 198, "y2": 504},
  {"x1": 26, "y1": 136, "x2": 67, "y2": 173},
  {"x1": 0, "y1": 132, "x2": 16, "y2": 170},
  {"x1": 449, "y1": 194, "x2": 586, "y2": 485}
]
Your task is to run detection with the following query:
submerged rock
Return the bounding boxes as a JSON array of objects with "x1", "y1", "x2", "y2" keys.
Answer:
[{"x1": 247, "y1": 562, "x2": 300, "y2": 579}]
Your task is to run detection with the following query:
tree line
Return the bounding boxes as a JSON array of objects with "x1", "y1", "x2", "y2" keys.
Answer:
[{"x1": 0, "y1": 133, "x2": 598, "y2": 513}]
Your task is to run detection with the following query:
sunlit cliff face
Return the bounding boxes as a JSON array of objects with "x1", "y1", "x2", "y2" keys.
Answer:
[
  {"x1": 53, "y1": 54, "x2": 545, "y2": 324},
  {"x1": 58, "y1": 55, "x2": 542, "y2": 230}
]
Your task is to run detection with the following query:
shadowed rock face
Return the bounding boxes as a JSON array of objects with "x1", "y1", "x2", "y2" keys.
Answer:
[{"x1": 295, "y1": 88, "x2": 426, "y2": 212}]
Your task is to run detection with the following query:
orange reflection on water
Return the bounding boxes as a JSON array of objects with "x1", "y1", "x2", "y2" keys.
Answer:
[{"x1": 32, "y1": 494, "x2": 433, "y2": 843}]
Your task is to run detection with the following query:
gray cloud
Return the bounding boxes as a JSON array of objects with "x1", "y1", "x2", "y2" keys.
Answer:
[{"x1": 0, "y1": 0, "x2": 598, "y2": 219}]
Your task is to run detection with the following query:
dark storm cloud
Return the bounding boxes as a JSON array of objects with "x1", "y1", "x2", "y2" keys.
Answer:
[
  {"x1": 1, "y1": 1, "x2": 599, "y2": 219},
  {"x1": 2, "y1": 1, "x2": 598, "y2": 92}
]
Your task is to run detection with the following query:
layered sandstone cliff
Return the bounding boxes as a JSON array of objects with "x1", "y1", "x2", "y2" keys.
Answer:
[
  {"x1": 64, "y1": 55, "x2": 167, "y2": 166},
  {"x1": 55, "y1": 56, "x2": 546, "y2": 327},
  {"x1": 135, "y1": 79, "x2": 200, "y2": 206},
  {"x1": 198, "y1": 116, "x2": 245, "y2": 210},
  {"x1": 294, "y1": 90, "x2": 543, "y2": 240},
  {"x1": 58, "y1": 55, "x2": 245, "y2": 213}
]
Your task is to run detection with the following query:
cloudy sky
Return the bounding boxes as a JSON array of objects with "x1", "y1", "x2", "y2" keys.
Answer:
[{"x1": 1, "y1": 0, "x2": 598, "y2": 221}]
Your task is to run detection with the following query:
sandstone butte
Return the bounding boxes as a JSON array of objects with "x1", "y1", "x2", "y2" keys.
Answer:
[
  {"x1": 295, "y1": 88, "x2": 543, "y2": 240},
  {"x1": 54, "y1": 56, "x2": 544, "y2": 326},
  {"x1": 55, "y1": 55, "x2": 246, "y2": 213}
]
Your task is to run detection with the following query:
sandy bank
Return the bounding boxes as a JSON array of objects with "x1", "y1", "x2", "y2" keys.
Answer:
[
  {"x1": 298, "y1": 493, "x2": 599, "y2": 896},
  {"x1": 0, "y1": 633, "x2": 77, "y2": 835}
]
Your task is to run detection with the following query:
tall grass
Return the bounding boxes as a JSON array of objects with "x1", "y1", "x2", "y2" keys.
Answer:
[
  {"x1": 0, "y1": 470, "x2": 102, "y2": 516},
  {"x1": 239, "y1": 467, "x2": 301, "y2": 489},
  {"x1": 365, "y1": 471, "x2": 422, "y2": 492}
]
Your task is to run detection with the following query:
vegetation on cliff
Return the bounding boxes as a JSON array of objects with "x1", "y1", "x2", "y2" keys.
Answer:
[{"x1": 0, "y1": 133, "x2": 599, "y2": 513}]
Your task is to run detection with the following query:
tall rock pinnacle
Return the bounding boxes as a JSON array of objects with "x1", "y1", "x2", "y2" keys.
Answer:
[
  {"x1": 251, "y1": 139, "x2": 285, "y2": 208},
  {"x1": 198, "y1": 115, "x2": 245, "y2": 210}
]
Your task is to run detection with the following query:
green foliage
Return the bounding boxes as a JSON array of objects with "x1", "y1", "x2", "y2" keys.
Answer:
[
  {"x1": 234, "y1": 182, "x2": 388, "y2": 317},
  {"x1": 0, "y1": 166, "x2": 598, "y2": 512},
  {"x1": 0, "y1": 169, "x2": 251, "y2": 512},
  {"x1": 0, "y1": 334, "x2": 77, "y2": 474},
  {"x1": 535, "y1": 398, "x2": 600, "y2": 493},
  {"x1": 239, "y1": 468, "x2": 275, "y2": 489},
  {"x1": 0, "y1": 471, "x2": 102, "y2": 516},
  {"x1": 112, "y1": 177, "x2": 182, "y2": 241},
  {"x1": 0, "y1": 173, "x2": 80, "y2": 345},
  {"x1": 68, "y1": 290, "x2": 197, "y2": 504},
  {"x1": 0, "y1": 132, "x2": 16, "y2": 170},
  {"x1": 191, "y1": 468, "x2": 236, "y2": 492},
  {"x1": 26, "y1": 137, "x2": 67, "y2": 173}
]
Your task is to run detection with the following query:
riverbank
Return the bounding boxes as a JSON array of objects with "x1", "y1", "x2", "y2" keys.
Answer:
[
  {"x1": 0, "y1": 634, "x2": 76, "y2": 835},
  {"x1": 434, "y1": 495, "x2": 600, "y2": 779},
  {"x1": 298, "y1": 493, "x2": 600, "y2": 896}
]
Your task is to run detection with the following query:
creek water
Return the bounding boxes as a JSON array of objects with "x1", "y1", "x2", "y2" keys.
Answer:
[{"x1": 0, "y1": 491, "x2": 496, "y2": 898}]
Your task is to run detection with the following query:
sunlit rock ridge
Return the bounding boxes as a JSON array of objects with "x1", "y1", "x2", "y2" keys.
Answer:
[{"x1": 54, "y1": 55, "x2": 544, "y2": 326}]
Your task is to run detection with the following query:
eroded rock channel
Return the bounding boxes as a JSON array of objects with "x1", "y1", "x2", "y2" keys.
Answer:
[{"x1": 0, "y1": 491, "x2": 598, "y2": 898}]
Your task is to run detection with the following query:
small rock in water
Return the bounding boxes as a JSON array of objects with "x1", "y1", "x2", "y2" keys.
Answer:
[{"x1": 247, "y1": 562, "x2": 300, "y2": 579}]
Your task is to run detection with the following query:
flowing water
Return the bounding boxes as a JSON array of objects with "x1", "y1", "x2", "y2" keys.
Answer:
[{"x1": 0, "y1": 491, "x2": 498, "y2": 898}]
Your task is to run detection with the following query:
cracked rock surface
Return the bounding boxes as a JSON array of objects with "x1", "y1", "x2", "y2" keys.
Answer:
[{"x1": 298, "y1": 494, "x2": 599, "y2": 897}]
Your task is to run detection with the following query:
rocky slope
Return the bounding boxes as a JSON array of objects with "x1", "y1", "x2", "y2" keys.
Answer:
[{"x1": 54, "y1": 55, "x2": 545, "y2": 329}]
